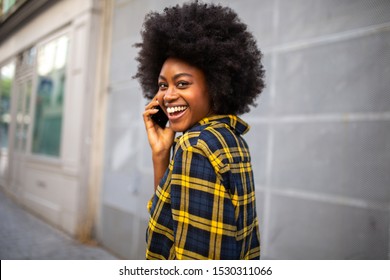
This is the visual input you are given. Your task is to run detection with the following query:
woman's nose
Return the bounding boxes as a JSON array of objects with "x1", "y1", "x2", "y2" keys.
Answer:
[{"x1": 163, "y1": 86, "x2": 178, "y2": 103}]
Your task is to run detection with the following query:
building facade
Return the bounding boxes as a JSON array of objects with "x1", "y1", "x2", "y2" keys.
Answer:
[
  {"x1": 102, "y1": 0, "x2": 390, "y2": 259},
  {"x1": 0, "y1": 0, "x2": 110, "y2": 240},
  {"x1": 1, "y1": 0, "x2": 389, "y2": 260}
]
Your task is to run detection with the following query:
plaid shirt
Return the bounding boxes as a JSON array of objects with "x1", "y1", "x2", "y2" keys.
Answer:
[{"x1": 146, "y1": 115, "x2": 260, "y2": 259}]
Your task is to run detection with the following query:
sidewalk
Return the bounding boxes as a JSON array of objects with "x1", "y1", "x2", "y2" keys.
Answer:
[{"x1": 0, "y1": 188, "x2": 119, "y2": 260}]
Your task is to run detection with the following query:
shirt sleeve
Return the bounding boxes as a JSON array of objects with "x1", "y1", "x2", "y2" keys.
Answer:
[{"x1": 170, "y1": 143, "x2": 238, "y2": 259}]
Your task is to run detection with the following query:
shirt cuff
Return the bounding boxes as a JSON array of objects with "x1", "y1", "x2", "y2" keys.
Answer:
[{"x1": 147, "y1": 195, "x2": 154, "y2": 213}]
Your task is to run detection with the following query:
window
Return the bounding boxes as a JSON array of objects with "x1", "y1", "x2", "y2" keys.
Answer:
[
  {"x1": 0, "y1": 62, "x2": 15, "y2": 149},
  {"x1": 32, "y1": 35, "x2": 68, "y2": 157}
]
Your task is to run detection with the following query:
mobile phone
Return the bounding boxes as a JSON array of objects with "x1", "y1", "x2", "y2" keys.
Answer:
[{"x1": 151, "y1": 106, "x2": 169, "y2": 128}]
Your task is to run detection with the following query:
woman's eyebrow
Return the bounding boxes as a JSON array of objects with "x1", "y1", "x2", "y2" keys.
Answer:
[
  {"x1": 159, "y1": 73, "x2": 193, "y2": 81},
  {"x1": 173, "y1": 73, "x2": 193, "y2": 80}
]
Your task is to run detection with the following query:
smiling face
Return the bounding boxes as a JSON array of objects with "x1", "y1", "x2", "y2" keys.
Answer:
[{"x1": 156, "y1": 57, "x2": 214, "y2": 132}]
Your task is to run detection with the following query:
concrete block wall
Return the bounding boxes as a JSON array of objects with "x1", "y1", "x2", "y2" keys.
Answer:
[{"x1": 101, "y1": 0, "x2": 390, "y2": 259}]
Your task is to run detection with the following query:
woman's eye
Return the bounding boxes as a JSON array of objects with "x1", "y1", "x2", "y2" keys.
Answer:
[
  {"x1": 158, "y1": 83, "x2": 168, "y2": 90},
  {"x1": 177, "y1": 81, "x2": 189, "y2": 88}
]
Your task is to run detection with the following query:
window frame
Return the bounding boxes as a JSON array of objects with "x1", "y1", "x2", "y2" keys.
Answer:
[
  {"x1": 0, "y1": 58, "x2": 16, "y2": 153},
  {"x1": 26, "y1": 27, "x2": 71, "y2": 164}
]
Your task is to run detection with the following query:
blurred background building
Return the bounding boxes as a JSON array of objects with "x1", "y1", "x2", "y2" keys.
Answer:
[{"x1": 0, "y1": 0, "x2": 389, "y2": 259}]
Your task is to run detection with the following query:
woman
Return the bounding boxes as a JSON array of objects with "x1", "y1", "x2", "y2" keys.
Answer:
[{"x1": 135, "y1": 1, "x2": 265, "y2": 260}]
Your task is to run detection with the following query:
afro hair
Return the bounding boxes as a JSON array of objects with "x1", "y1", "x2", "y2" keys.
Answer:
[{"x1": 134, "y1": 1, "x2": 265, "y2": 115}]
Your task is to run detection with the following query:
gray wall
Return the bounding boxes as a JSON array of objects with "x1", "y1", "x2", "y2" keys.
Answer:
[{"x1": 101, "y1": 0, "x2": 390, "y2": 259}]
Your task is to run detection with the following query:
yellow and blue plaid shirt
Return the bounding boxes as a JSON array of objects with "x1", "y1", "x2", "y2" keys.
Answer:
[{"x1": 146, "y1": 115, "x2": 260, "y2": 259}]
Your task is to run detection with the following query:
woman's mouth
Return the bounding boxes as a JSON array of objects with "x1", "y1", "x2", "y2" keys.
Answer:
[{"x1": 166, "y1": 106, "x2": 188, "y2": 119}]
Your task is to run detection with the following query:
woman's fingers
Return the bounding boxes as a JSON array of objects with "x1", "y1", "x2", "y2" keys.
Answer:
[
  {"x1": 143, "y1": 107, "x2": 159, "y2": 128},
  {"x1": 143, "y1": 99, "x2": 160, "y2": 128},
  {"x1": 144, "y1": 99, "x2": 159, "y2": 113},
  {"x1": 143, "y1": 99, "x2": 175, "y2": 153}
]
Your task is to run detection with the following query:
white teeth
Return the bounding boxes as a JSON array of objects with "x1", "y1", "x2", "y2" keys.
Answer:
[{"x1": 167, "y1": 106, "x2": 187, "y2": 114}]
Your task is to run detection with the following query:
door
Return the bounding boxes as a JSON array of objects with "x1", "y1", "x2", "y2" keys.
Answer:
[{"x1": 9, "y1": 76, "x2": 32, "y2": 195}]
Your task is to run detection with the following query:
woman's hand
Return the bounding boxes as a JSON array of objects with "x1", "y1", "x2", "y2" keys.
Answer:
[
  {"x1": 143, "y1": 98, "x2": 175, "y2": 190},
  {"x1": 143, "y1": 99, "x2": 175, "y2": 156}
]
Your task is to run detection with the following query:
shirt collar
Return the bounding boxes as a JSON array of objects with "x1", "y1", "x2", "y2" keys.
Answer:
[{"x1": 196, "y1": 115, "x2": 250, "y2": 135}]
